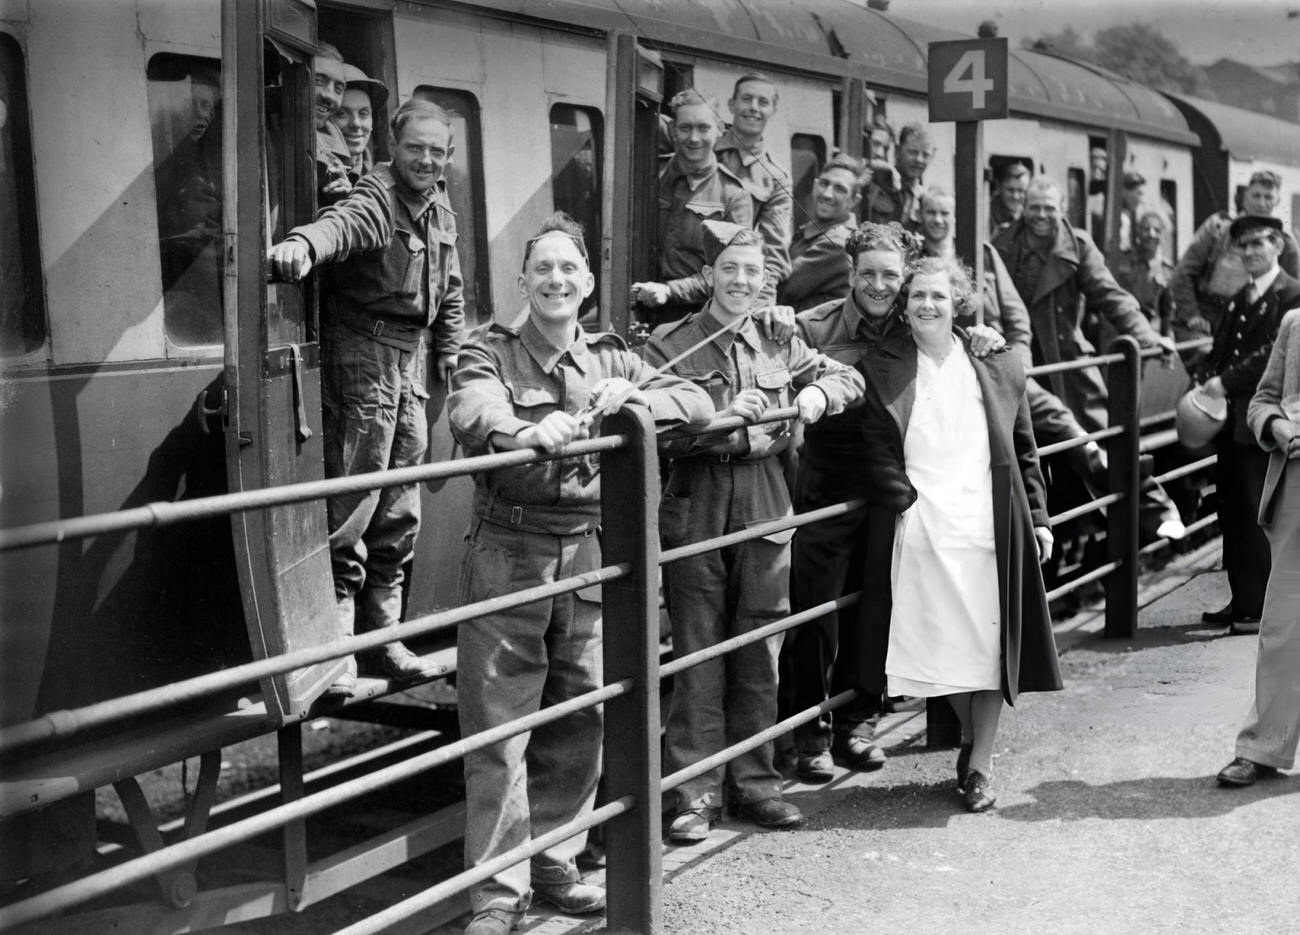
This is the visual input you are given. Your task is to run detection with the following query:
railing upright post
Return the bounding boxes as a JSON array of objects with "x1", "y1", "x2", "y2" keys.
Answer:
[
  {"x1": 599, "y1": 407, "x2": 663, "y2": 935},
  {"x1": 1104, "y1": 336, "x2": 1142, "y2": 638}
]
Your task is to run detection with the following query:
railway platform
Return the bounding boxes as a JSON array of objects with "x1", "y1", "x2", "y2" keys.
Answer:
[{"x1": 440, "y1": 538, "x2": 1299, "y2": 935}]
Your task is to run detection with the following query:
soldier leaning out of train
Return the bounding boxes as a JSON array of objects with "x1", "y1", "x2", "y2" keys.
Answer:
[
  {"x1": 312, "y1": 42, "x2": 353, "y2": 206},
  {"x1": 862, "y1": 121, "x2": 933, "y2": 233},
  {"x1": 446, "y1": 212, "x2": 713, "y2": 935},
  {"x1": 631, "y1": 89, "x2": 752, "y2": 320},
  {"x1": 266, "y1": 99, "x2": 466, "y2": 697},
  {"x1": 715, "y1": 71, "x2": 793, "y2": 305},
  {"x1": 331, "y1": 63, "x2": 387, "y2": 186},
  {"x1": 777, "y1": 153, "x2": 864, "y2": 313},
  {"x1": 1170, "y1": 169, "x2": 1300, "y2": 351},
  {"x1": 646, "y1": 221, "x2": 864, "y2": 845}
]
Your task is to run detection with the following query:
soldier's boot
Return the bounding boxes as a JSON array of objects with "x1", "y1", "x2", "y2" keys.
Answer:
[
  {"x1": 357, "y1": 587, "x2": 440, "y2": 682},
  {"x1": 323, "y1": 596, "x2": 359, "y2": 700}
]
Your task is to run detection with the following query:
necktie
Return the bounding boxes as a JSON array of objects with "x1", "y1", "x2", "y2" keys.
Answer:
[{"x1": 1244, "y1": 281, "x2": 1258, "y2": 305}]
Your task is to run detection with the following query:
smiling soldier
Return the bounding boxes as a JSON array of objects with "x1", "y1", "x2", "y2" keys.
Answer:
[
  {"x1": 646, "y1": 221, "x2": 863, "y2": 845},
  {"x1": 447, "y1": 213, "x2": 712, "y2": 935},
  {"x1": 266, "y1": 99, "x2": 466, "y2": 695},
  {"x1": 778, "y1": 153, "x2": 864, "y2": 312}
]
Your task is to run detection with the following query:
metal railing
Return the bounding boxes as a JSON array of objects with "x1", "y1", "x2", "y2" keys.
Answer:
[{"x1": 0, "y1": 335, "x2": 1218, "y2": 934}]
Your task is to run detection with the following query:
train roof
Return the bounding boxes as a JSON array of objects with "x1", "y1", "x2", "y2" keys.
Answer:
[
  {"x1": 464, "y1": 0, "x2": 1196, "y2": 145},
  {"x1": 1165, "y1": 92, "x2": 1300, "y2": 165}
]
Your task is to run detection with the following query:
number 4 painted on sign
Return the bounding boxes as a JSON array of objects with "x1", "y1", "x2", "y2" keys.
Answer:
[{"x1": 943, "y1": 50, "x2": 995, "y2": 110}]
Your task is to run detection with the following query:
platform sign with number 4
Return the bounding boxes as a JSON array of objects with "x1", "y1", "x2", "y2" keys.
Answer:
[{"x1": 928, "y1": 37, "x2": 1008, "y2": 123}]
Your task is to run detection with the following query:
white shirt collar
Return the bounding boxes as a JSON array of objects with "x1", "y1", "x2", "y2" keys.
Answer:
[{"x1": 1253, "y1": 264, "x2": 1282, "y2": 298}]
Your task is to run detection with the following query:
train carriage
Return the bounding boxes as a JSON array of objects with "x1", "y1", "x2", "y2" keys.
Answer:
[{"x1": 1, "y1": 0, "x2": 1296, "y2": 931}]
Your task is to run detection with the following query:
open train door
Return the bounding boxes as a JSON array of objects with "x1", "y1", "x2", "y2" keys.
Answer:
[
  {"x1": 606, "y1": 34, "x2": 663, "y2": 340},
  {"x1": 222, "y1": 0, "x2": 343, "y2": 720}
]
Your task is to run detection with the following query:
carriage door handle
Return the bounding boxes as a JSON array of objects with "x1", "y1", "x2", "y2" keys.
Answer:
[{"x1": 289, "y1": 343, "x2": 313, "y2": 444}]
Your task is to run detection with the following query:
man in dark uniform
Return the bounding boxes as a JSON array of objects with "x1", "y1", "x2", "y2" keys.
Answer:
[
  {"x1": 646, "y1": 222, "x2": 863, "y2": 843},
  {"x1": 448, "y1": 213, "x2": 712, "y2": 935},
  {"x1": 778, "y1": 154, "x2": 863, "y2": 312},
  {"x1": 632, "y1": 89, "x2": 752, "y2": 321},
  {"x1": 716, "y1": 72, "x2": 793, "y2": 306},
  {"x1": 1196, "y1": 215, "x2": 1300, "y2": 632},
  {"x1": 267, "y1": 100, "x2": 466, "y2": 694}
]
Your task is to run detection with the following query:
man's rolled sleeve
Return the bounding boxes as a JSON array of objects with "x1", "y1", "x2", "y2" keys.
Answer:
[
  {"x1": 289, "y1": 176, "x2": 393, "y2": 264},
  {"x1": 447, "y1": 344, "x2": 530, "y2": 453},
  {"x1": 785, "y1": 335, "x2": 864, "y2": 415}
]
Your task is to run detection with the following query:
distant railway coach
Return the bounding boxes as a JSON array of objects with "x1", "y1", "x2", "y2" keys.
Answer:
[{"x1": 0, "y1": 0, "x2": 1294, "y2": 930}]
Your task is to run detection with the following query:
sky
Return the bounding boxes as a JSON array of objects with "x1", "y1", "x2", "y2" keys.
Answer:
[{"x1": 883, "y1": 0, "x2": 1300, "y2": 65}]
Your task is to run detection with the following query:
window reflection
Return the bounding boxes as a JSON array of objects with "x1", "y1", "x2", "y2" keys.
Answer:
[
  {"x1": 147, "y1": 54, "x2": 224, "y2": 347},
  {"x1": 1, "y1": 35, "x2": 44, "y2": 357},
  {"x1": 550, "y1": 105, "x2": 603, "y2": 327},
  {"x1": 414, "y1": 87, "x2": 491, "y2": 325}
]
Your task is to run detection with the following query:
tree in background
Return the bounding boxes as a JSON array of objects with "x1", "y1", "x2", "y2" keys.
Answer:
[{"x1": 1026, "y1": 21, "x2": 1211, "y2": 97}]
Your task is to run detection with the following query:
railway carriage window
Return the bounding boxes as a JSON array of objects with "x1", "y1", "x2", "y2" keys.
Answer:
[
  {"x1": 147, "y1": 54, "x2": 224, "y2": 347},
  {"x1": 1066, "y1": 168, "x2": 1087, "y2": 231},
  {"x1": 1159, "y1": 179, "x2": 1178, "y2": 262},
  {"x1": 1, "y1": 35, "x2": 46, "y2": 357},
  {"x1": 790, "y1": 134, "x2": 826, "y2": 225},
  {"x1": 550, "y1": 105, "x2": 603, "y2": 325},
  {"x1": 263, "y1": 44, "x2": 311, "y2": 347},
  {"x1": 413, "y1": 87, "x2": 491, "y2": 325}
]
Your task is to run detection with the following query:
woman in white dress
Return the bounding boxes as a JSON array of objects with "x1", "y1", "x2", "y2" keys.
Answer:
[{"x1": 857, "y1": 256, "x2": 1062, "y2": 812}]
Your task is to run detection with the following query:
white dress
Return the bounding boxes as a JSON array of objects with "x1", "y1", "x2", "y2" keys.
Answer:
[{"x1": 886, "y1": 340, "x2": 1001, "y2": 697}]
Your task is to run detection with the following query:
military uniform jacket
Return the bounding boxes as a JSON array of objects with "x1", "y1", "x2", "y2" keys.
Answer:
[
  {"x1": 643, "y1": 302, "x2": 864, "y2": 461},
  {"x1": 290, "y1": 164, "x2": 465, "y2": 355},
  {"x1": 658, "y1": 156, "x2": 754, "y2": 307},
  {"x1": 1112, "y1": 248, "x2": 1174, "y2": 328},
  {"x1": 778, "y1": 218, "x2": 854, "y2": 312},
  {"x1": 448, "y1": 317, "x2": 713, "y2": 532},
  {"x1": 1200, "y1": 268, "x2": 1300, "y2": 444},
  {"x1": 862, "y1": 169, "x2": 923, "y2": 233},
  {"x1": 715, "y1": 129, "x2": 792, "y2": 303},
  {"x1": 795, "y1": 293, "x2": 898, "y2": 464}
]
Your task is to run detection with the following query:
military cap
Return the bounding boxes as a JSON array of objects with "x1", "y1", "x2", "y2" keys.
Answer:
[
  {"x1": 1122, "y1": 170, "x2": 1146, "y2": 189},
  {"x1": 700, "y1": 219, "x2": 751, "y2": 266},
  {"x1": 1228, "y1": 214, "x2": 1283, "y2": 242},
  {"x1": 342, "y1": 64, "x2": 389, "y2": 111}
]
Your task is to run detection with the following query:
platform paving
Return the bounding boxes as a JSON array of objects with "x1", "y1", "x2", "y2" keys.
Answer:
[{"x1": 439, "y1": 542, "x2": 1299, "y2": 935}]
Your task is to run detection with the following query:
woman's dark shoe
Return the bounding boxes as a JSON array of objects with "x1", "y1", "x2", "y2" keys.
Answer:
[
  {"x1": 955, "y1": 742, "x2": 973, "y2": 793},
  {"x1": 963, "y1": 769, "x2": 996, "y2": 813}
]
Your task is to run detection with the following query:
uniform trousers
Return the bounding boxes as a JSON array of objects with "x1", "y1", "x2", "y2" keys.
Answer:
[
  {"x1": 1215, "y1": 434, "x2": 1272, "y2": 618},
  {"x1": 661, "y1": 457, "x2": 789, "y2": 810},
  {"x1": 322, "y1": 322, "x2": 429, "y2": 624},
  {"x1": 780, "y1": 457, "x2": 881, "y2": 754},
  {"x1": 457, "y1": 518, "x2": 603, "y2": 913},
  {"x1": 1236, "y1": 462, "x2": 1300, "y2": 768}
]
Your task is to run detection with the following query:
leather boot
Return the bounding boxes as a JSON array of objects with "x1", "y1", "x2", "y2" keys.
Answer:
[
  {"x1": 357, "y1": 587, "x2": 440, "y2": 682},
  {"x1": 324, "y1": 596, "x2": 358, "y2": 699}
]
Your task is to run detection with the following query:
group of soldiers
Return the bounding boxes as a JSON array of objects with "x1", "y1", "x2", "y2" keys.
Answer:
[{"x1": 265, "y1": 53, "x2": 1300, "y2": 935}]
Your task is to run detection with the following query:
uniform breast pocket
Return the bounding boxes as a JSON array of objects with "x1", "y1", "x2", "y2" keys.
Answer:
[
  {"x1": 754, "y1": 366, "x2": 792, "y2": 409},
  {"x1": 684, "y1": 200, "x2": 726, "y2": 221},
  {"x1": 430, "y1": 227, "x2": 458, "y2": 290},
  {"x1": 507, "y1": 382, "x2": 562, "y2": 423},
  {"x1": 679, "y1": 367, "x2": 730, "y2": 412},
  {"x1": 384, "y1": 227, "x2": 427, "y2": 298}
]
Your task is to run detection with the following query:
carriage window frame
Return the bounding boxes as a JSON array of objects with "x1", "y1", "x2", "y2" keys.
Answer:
[
  {"x1": 1158, "y1": 178, "x2": 1178, "y2": 263},
  {"x1": 0, "y1": 33, "x2": 47, "y2": 359},
  {"x1": 413, "y1": 86, "x2": 491, "y2": 325},
  {"x1": 146, "y1": 52, "x2": 226, "y2": 349},
  {"x1": 549, "y1": 103, "x2": 604, "y2": 327},
  {"x1": 789, "y1": 133, "x2": 827, "y2": 229}
]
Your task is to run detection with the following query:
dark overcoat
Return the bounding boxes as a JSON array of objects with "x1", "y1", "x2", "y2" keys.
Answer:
[
  {"x1": 854, "y1": 327, "x2": 1063, "y2": 704},
  {"x1": 992, "y1": 218, "x2": 1158, "y2": 432}
]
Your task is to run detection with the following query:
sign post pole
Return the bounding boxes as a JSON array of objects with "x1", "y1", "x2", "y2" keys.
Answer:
[{"x1": 928, "y1": 37, "x2": 1010, "y2": 326}]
